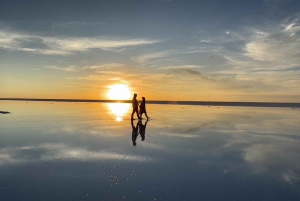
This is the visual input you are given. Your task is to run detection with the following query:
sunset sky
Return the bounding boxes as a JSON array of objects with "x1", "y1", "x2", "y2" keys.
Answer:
[{"x1": 1, "y1": 0, "x2": 300, "y2": 102}]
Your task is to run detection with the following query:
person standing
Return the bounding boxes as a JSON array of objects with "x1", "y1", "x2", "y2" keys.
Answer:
[
  {"x1": 131, "y1": 93, "x2": 142, "y2": 120},
  {"x1": 139, "y1": 97, "x2": 150, "y2": 119}
]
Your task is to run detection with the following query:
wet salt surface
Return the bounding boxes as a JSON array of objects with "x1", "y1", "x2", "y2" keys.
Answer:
[{"x1": 0, "y1": 101, "x2": 300, "y2": 201}]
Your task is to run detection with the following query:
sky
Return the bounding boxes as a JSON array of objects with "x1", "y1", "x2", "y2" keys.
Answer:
[{"x1": 1, "y1": 0, "x2": 300, "y2": 102}]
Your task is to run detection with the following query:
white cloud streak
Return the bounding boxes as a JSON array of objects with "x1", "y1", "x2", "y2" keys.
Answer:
[
  {"x1": 244, "y1": 20, "x2": 300, "y2": 63},
  {"x1": 131, "y1": 50, "x2": 175, "y2": 63},
  {"x1": 82, "y1": 63, "x2": 125, "y2": 70},
  {"x1": 0, "y1": 29, "x2": 162, "y2": 55},
  {"x1": 43, "y1": 65, "x2": 77, "y2": 71}
]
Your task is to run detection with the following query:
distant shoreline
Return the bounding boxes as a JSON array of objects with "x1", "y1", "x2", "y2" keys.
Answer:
[{"x1": 1, "y1": 98, "x2": 300, "y2": 108}]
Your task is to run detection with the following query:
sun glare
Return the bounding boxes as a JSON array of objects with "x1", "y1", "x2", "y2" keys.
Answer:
[
  {"x1": 108, "y1": 103, "x2": 130, "y2": 122},
  {"x1": 107, "y1": 84, "x2": 131, "y2": 100}
]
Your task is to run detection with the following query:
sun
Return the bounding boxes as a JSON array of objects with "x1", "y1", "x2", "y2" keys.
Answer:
[{"x1": 107, "y1": 84, "x2": 131, "y2": 100}]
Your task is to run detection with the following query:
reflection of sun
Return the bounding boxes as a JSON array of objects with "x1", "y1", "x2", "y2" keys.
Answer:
[
  {"x1": 108, "y1": 103, "x2": 130, "y2": 122},
  {"x1": 107, "y1": 84, "x2": 131, "y2": 100}
]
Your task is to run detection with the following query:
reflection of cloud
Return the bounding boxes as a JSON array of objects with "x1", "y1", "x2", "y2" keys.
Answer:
[
  {"x1": 244, "y1": 141, "x2": 300, "y2": 184},
  {"x1": 42, "y1": 147, "x2": 153, "y2": 162},
  {"x1": 171, "y1": 126, "x2": 201, "y2": 133},
  {"x1": 161, "y1": 133, "x2": 203, "y2": 138},
  {"x1": 0, "y1": 143, "x2": 155, "y2": 166}
]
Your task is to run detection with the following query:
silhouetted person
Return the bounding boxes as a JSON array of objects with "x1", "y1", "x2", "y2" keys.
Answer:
[
  {"x1": 139, "y1": 97, "x2": 149, "y2": 119},
  {"x1": 131, "y1": 93, "x2": 142, "y2": 120},
  {"x1": 138, "y1": 120, "x2": 148, "y2": 141},
  {"x1": 131, "y1": 119, "x2": 139, "y2": 146}
]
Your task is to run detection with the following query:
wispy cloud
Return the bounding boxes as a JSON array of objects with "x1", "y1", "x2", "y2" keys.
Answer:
[
  {"x1": 244, "y1": 20, "x2": 300, "y2": 63},
  {"x1": 0, "y1": 29, "x2": 162, "y2": 55},
  {"x1": 54, "y1": 21, "x2": 106, "y2": 27},
  {"x1": 82, "y1": 63, "x2": 125, "y2": 70},
  {"x1": 43, "y1": 65, "x2": 77, "y2": 72},
  {"x1": 176, "y1": 69, "x2": 202, "y2": 76},
  {"x1": 131, "y1": 50, "x2": 175, "y2": 63},
  {"x1": 159, "y1": 64, "x2": 203, "y2": 69},
  {"x1": 173, "y1": 69, "x2": 217, "y2": 81}
]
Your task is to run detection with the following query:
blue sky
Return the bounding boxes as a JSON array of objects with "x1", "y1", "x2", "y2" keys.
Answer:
[{"x1": 1, "y1": 0, "x2": 300, "y2": 101}]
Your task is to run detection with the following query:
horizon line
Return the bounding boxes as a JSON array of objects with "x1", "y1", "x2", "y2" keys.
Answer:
[{"x1": 1, "y1": 98, "x2": 300, "y2": 108}]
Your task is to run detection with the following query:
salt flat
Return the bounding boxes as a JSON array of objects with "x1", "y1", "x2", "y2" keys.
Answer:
[{"x1": 0, "y1": 101, "x2": 300, "y2": 201}]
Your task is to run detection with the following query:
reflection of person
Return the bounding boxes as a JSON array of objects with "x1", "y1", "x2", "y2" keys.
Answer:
[
  {"x1": 139, "y1": 97, "x2": 149, "y2": 119},
  {"x1": 131, "y1": 93, "x2": 142, "y2": 120},
  {"x1": 138, "y1": 120, "x2": 148, "y2": 141},
  {"x1": 131, "y1": 119, "x2": 139, "y2": 146}
]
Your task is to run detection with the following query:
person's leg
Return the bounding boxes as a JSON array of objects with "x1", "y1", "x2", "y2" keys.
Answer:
[
  {"x1": 131, "y1": 109, "x2": 135, "y2": 120},
  {"x1": 145, "y1": 112, "x2": 149, "y2": 119},
  {"x1": 138, "y1": 113, "x2": 142, "y2": 119},
  {"x1": 137, "y1": 109, "x2": 142, "y2": 119},
  {"x1": 134, "y1": 108, "x2": 141, "y2": 119}
]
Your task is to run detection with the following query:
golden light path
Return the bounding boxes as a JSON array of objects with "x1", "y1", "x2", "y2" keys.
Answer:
[
  {"x1": 107, "y1": 84, "x2": 132, "y2": 121},
  {"x1": 108, "y1": 103, "x2": 130, "y2": 122}
]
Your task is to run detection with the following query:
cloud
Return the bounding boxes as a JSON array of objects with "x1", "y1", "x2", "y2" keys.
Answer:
[
  {"x1": 244, "y1": 19, "x2": 300, "y2": 63},
  {"x1": 177, "y1": 69, "x2": 202, "y2": 76},
  {"x1": 82, "y1": 63, "x2": 125, "y2": 70},
  {"x1": 158, "y1": 65, "x2": 203, "y2": 69},
  {"x1": 54, "y1": 21, "x2": 106, "y2": 28},
  {"x1": 173, "y1": 69, "x2": 217, "y2": 81},
  {"x1": 68, "y1": 72, "x2": 124, "y2": 81},
  {"x1": 43, "y1": 65, "x2": 77, "y2": 72},
  {"x1": 38, "y1": 63, "x2": 126, "y2": 72},
  {"x1": 0, "y1": 29, "x2": 162, "y2": 55},
  {"x1": 131, "y1": 46, "x2": 222, "y2": 65},
  {"x1": 131, "y1": 50, "x2": 175, "y2": 63},
  {"x1": 189, "y1": 16, "x2": 300, "y2": 97}
]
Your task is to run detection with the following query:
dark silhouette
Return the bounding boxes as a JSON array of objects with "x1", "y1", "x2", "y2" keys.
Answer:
[
  {"x1": 131, "y1": 119, "x2": 149, "y2": 146},
  {"x1": 131, "y1": 93, "x2": 142, "y2": 120},
  {"x1": 0, "y1": 111, "x2": 10, "y2": 114},
  {"x1": 131, "y1": 119, "x2": 139, "y2": 146},
  {"x1": 138, "y1": 120, "x2": 148, "y2": 141},
  {"x1": 139, "y1": 97, "x2": 150, "y2": 119}
]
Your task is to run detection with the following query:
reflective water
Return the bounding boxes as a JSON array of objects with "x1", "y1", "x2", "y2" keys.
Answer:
[{"x1": 0, "y1": 101, "x2": 300, "y2": 201}]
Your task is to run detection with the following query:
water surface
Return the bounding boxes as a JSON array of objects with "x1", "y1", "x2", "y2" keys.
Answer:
[{"x1": 0, "y1": 101, "x2": 300, "y2": 200}]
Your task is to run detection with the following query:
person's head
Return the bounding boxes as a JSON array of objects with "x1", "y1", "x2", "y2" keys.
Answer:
[
  {"x1": 142, "y1": 97, "x2": 145, "y2": 101},
  {"x1": 134, "y1": 93, "x2": 137, "y2": 98}
]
